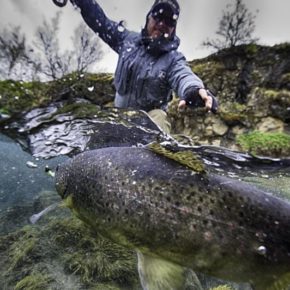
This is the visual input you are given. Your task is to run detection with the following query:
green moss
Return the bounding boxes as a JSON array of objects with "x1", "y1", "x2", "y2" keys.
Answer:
[
  {"x1": 49, "y1": 218, "x2": 138, "y2": 286},
  {"x1": 209, "y1": 286, "x2": 234, "y2": 290},
  {"x1": 237, "y1": 131, "x2": 290, "y2": 157},
  {"x1": 64, "y1": 241, "x2": 137, "y2": 285},
  {"x1": 263, "y1": 89, "x2": 290, "y2": 105},
  {"x1": 274, "y1": 42, "x2": 290, "y2": 55},
  {"x1": 220, "y1": 102, "x2": 248, "y2": 124},
  {"x1": 8, "y1": 226, "x2": 38, "y2": 271},
  {"x1": 0, "y1": 73, "x2": 115, "y2": 117},
  {"x1": 190, "y1": 61, "x2": 224, "y2": 79},
  {"x1": 268, "y1": 272, "x2": 290, "y2": 290},
  {"x1": 91, "y1": 283, "x2": 122, "y2": 290},
  {"x1": 0, "y1": 215, "x2": 138, "y2": 289},
  {"x1": 245, "y1": 43, "x2": 258, "y2": 55},
  {"x1": 47, "y1": 72, "x2": 115, "y2": 106},
  {"x1": 54, "y1": 103, "x2": 102, "y2": 119},
  {"x1": 15, "y1": 273, "x2": 52, "y2": 290},
  {"x1": 87, "y1": 73, "x2": 114, "y2": 83},
  {"x1": 0, "y1": 80, "x2": 48, "y2": 114}
]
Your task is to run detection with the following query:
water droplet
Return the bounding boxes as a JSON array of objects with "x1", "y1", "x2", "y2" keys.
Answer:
[
  {"x1": 117, "y1": 25, "x2": 125, "y2": 32},
  {"x1": 88, "y1": 86, "x2": 94, "y2": 92},
  {"x1": 164, "y1": 33, "x2": 169, "y2": 38},
  {"x1": 26, "y1": 161, "x2": 38, "y2": 168},
  {"x1": 14, "y1": 96, "x2": 19, "y2": 100},
  {"x1": 257, "y1": 245, "x2": 267, "y2": 256},
  {"x1": 173, "y1": 14, "x2": 178, "y2": 20},
  {"x1": 126, "y1": 47, "x2": 132, "y2": 52}
]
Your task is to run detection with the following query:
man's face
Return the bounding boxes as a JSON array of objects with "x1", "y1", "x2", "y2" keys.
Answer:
[{"x1": 146, "y1": 15, "x2": 175, "y2": 39}]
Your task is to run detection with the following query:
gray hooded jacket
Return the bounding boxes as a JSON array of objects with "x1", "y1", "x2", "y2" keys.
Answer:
[{"x1": 74, "y1": 0, "x2": 204, "y2": 111}]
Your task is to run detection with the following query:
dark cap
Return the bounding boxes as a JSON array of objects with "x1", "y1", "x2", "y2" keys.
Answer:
[{"x1": 150, "y1": 0, "x2": 180, "y2": 22}]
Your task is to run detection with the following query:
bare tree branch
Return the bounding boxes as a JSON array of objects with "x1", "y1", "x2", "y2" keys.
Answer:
[
  {"x1": 202, "y1": 0, "x2": 259, "y2": 51},
  {"x1": 71, "y1": 23, "x2": 103, "y2": 73},
  {"x1": 0, "y1": 13, "x2": 104, "y2": 81}
]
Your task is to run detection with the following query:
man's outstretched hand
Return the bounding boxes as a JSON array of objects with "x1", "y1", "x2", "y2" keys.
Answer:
[{"x1": 178, "y1": 88, "x2": 218, "y2": 114}]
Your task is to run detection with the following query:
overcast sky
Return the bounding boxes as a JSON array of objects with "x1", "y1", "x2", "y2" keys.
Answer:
[{"x1": 0, "y1": 0, "x2": 290, "y2": 73}]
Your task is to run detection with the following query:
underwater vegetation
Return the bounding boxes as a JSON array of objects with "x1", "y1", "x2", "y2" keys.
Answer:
[
  {"x1": 0, "y1": 215, "x2": 140, "y2": 290},
  {"x1": 0, "y1": 209, "x2": 242, "y2": 290}
]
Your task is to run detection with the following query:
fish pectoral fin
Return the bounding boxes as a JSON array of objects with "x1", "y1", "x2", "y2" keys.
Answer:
[{"x1": 137, "y1": 251, "x2": 203, "y2": 290}]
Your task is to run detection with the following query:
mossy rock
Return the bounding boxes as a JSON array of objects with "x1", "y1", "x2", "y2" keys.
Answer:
[
  {"x1": 0, "y1": 80, "x2": 49, "y2": 115},
  {"x1": 53, "y1": 102, "x2": 102, "y2": 119},
  {"x1": 46, "y1": 72, "x2": 115, "y2": 106},
  {"x1": 273, "y1": 42, "x2": 290, "y2": 55},
  {"x1": 219, "y1": 102, "x2": 248, "y2": 125},
  {"x1": 237, "y1": 131, "x2": 290, "y2": 157},
  {"x1": 0, "y1": 73, "x2": 115, "y2": 118}
]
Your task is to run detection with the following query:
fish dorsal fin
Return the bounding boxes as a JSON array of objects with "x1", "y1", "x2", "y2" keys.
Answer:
[{"x1": 147, "y1": 141, "x2": 206, "y2": 173}]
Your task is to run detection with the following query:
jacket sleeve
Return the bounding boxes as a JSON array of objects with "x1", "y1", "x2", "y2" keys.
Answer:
[
  {"x1": 167, "y1": 52, "x2": 204, "y2": 99},
  {"x1": 72, "y1": 0, "x2": 129, "y2": 53}
]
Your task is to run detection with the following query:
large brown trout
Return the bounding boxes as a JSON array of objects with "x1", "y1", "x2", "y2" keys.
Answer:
[{"x1": 55, "y1": 146, "x2": 290, "y2": 290}]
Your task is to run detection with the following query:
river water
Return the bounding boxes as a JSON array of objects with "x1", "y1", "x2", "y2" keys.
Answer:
[{"x1": 0, "y1": 129, "x2": 290, "y2": 290}]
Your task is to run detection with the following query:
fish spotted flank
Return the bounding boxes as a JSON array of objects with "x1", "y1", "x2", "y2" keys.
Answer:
[{"x1": 55, "y1": 146, "x2": 290, "y2": 290}]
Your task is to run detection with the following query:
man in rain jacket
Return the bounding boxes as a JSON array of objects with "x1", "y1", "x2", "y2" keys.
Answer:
[{"x1": 69, "y1": 0, "x2": 218, "y2": 132}]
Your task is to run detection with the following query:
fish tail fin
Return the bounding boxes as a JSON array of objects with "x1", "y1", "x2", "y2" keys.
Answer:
[{"x1": 137, "y1": 251, "x2": 203, "y2": 290}]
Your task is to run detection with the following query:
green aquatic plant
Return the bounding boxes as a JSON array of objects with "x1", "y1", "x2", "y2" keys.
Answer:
[
  {"x1": 14, "y1": 273, "x2": 52, "y2": 290},
  {"x1": 92, "y1": 283, "x2": 123, "y2": 290},
  {"x1": 8, "y1": 226, "x2": 38, "y2": 271},
  {"x1": 64, "y1": 240, "x2": 137, "y2": 285},
  {"x1": 237, "y1": 131, "x2": 290, "y2": 157},
  {"x1": 0, "y1": 214, "x2": 138, "y2": 289},
  {"x1": 47, "y1": 217, "x2": 138, "y2": 286},
  {"x1": 209, "y1": 286, "x2": 234, "y2": 290}
]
